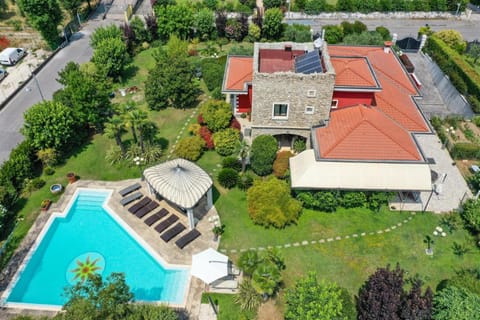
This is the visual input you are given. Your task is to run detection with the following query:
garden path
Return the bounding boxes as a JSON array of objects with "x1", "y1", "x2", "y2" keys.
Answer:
[{"x1": 218, "y1": 213, "x2": 418, "y2": 254}]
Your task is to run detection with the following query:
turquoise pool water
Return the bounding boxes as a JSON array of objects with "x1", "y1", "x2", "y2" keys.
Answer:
[{"x1": 5, "y1": 189, "x2": 189, "y2": 307}]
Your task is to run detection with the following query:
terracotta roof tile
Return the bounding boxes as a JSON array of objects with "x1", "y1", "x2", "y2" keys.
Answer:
[
  {"x1": 223, "y1": 56, "x2": 253, "y2": 91},
  {"x1": 331, "y1": 56, "x2": 378, "y2": 88},
  {"x1": 316, "y1": 105, "x2": 422, "y2": 161}
]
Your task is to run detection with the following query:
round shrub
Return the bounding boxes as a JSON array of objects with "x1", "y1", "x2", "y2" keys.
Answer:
[
  {"x1": 314, "y1": 191, "x2": 338, "y2": 212},
  {"x1": 213, "y1": 128, "x2": 240, "y2": 156},
  {"x1": 174, "y1": 136, "x2": 205, "y2": 161},
  {"x1": 339, "y1": 191, "x2": 366, "y2": 209},
  {"x1": 200, "y1": 100, "x2": 232, "y2": 132},
  {"x1": 293, "y1": 139, "x2": 306, "y2": 153},
  {"x1": 222, "y1": 156, "x2": 242, "y2": 171},
  {"x1": 188, "y1": 123, "x2": 201, "y2": 136},
  {"x1": 237, "y1": 173, "x2": 254, "y2": 190},
  {"x1": 218, "y1": 168, "x2": 239, "y2": 189},
  {"x1": 32, "y1": 178, "x2": 46, "y2": 189},
  {"x1": 251, "y1": 135, "x2": 278, "y2": 176},
  {"x1": 44, "y1": 166, "x2": 55, "y2": 175}
]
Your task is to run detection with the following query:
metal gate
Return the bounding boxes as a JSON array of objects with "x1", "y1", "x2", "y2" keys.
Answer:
[{"x1": 396, "y1": 37, "x2": 421, "y2": 52}]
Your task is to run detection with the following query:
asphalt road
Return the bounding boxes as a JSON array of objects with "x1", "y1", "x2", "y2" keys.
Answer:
[{"x1": 0, "y1": 11, "x2": 114, "y2": 163}]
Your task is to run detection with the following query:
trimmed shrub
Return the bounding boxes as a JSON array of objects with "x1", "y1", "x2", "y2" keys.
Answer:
[
  {"x1": 293, "y1": 139, "x2": 306, "y2": 153},
  {"x1": 251, "y1": 135, "x2": 278, "y2": 176},
  {"x1": 199, "y1": 126, "x2": 215, "y2": 149},
  {"x1": 451, "y1": 143, "x2": 480, "y2": 160},
  {"x1": 273, "y1": 151, "x2": 293, "y2": 178},
  {"x1": 461, "y1": 198, "x2": 480, "y2": 234},
  {"x1": 200, "y1": 100, "x2": 232, "y2": 132},
  {"x1": 339, "y1": 191, "x2": 366, "y2": 209},
  {"x1": 188, "y1": 123, "x2": 201, "y2": 136},
  {"x1": 174, "y1": 136, "x2": 205, "y2": 161},
  {"x1": 218, "y1": 168, "x2": 239, "y2": 189},
  {"x1": 31, "y1": 178, "x2": 46, "y2": 189},
  {"x1": 213, "y1": 128, "x2": 240, "y2": 156},
  {"x1": 314, "y1": 191, "x2": 338, "y2": 212},
  {"x1": 367, "y1": 192, "x2": 394, "y2": 211},
  {"x1": 223, "y1": 156, "x2": 242, "y2": 171},
  {"x1": 238, "y1": 173, "x2": 254, "y2": 190},
  {"x1": 44, "y1": 166, "x2": 55, "y2": 175},
  {"x1": 247, "y1": 177, "x2": 302, "y2": 228},
  {"x1": 375, "y1": 26, "x2": 391, "y2": 40},
  {"x1": 230, "y1": 117, "x2": 241, "y2": 131}
]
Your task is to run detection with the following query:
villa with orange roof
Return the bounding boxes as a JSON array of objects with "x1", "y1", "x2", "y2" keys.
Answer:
[{"x1": 222, "y1": 40, "x2": 434, "y2": 198}]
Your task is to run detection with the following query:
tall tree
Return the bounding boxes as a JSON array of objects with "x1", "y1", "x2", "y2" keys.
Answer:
[
  {"x1": 60, "y1": 0, "x2": 83, "y2": 18},
  {"x1": 62, "y1": 273, "x2": 134, "y2": 320},
  {"x1": 22, "y1": 101, "x2": 83, "y2": 153},
  {"x1": 17, "y1": 0, "x2": 63, "y2": 48},
  {"x1": 124, "y1": 109, "x2": 147, "y2": 146},
  {"x1": 55, "y1": 62, "x2": 112, "y2": 130},
  {"x1": 90, "y1": 24, "x2": 123, "y2": 49},
  {"x1": 285, "y1": 272, "x2": 347, "y2": 320},
  {"x1": 104, "y1": 116, "x2": 127, "y2": 155},
  {"x1": 357, "y1": 264, "x2": 404, "y2": 320},
  {"x1": 432, "y1": 286, "x2": 480, "y2": 320},
  {"x1": 92, "y1": 37, "x2": 130, "y2": 80},
  {"x1": 155, "y1": 4, "x2": 194, "y2": 41},
  {"x1": 145, "y1": 35, "x2": 199, "y2": 110},
  {"x1": 262, "y1": 8, "x2": 284, "y2": 40},
  {"x1": 195, "y1": 8, "x2": 216, "y2": 40}
]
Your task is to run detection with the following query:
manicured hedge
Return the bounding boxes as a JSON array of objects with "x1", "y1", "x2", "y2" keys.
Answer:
[{"x1": 424, "y1": 36, "x2": 480, "y2": 112}]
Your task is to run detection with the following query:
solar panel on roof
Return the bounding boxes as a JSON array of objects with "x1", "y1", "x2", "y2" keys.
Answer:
[{"x1": 295, "y1": 50, "x2": 322, "y2": 74}]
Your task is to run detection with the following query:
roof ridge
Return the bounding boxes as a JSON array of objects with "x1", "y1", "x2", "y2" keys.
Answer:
[
  {"x1": 345, "y1": 60, "x2": 376, "y2": 86},
  {"x1": 373, "y1": 66, "x2": 412, "y2": 94},
  {"x1": 322, "y1": 107, "x2": 364, "y2": 157}
]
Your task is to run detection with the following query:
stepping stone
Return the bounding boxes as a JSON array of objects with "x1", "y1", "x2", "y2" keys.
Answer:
[
  {"x1": 220, "y1": 249, "x2": 227, "y2": 253},
  {"x1": 403, "y1": 220, "x2": 408, "y2": 223},
  {"x1": 408, "y1": 217, "x2": 413, "y2": 220},
  {"x1": 249, "y1": 248, "x2": 257, "y2": 251},
  {"x1": 345, "y1": 235, "x2": 350, "y2": 239},
  {"x1": 310, "y1": 240, "x2": 317, "y2": 244},
  {"x1": 276, "y1": 245, "x2": 283, "y2": 249},
  {"x1": 353, "y1": 234, "x2": 358, "y2": 237},
  {"x1": 284, "y1": 244, "x2": 291, "y2": 248},
  {"x1": 411, "y1": 212, "x2": 416, "y2": 215},
  {"x1": 335, "y1": 236, "x2": 341, "y2": 240},
  {"x1": 302, "y1": 240, "x2": 309, "y2": 245},
  {"x1": 258, "y1": 247, "x2": 265, "y2": 251},
  {"x1": 327, "y1": 238, "x2": 334, "y2": 242},
  {"x1": 267, "y1": 246, "x2": 273, "y2": 249},
  {"x1": 361, "y1": 233, "x2": 366, "y2": 236},
  {"x1": 369, "y1": 232, "x2": 375, "y2": 235},
  {"x1": 293, "y1": 242, "x2": 300, "y2": 247},
  {"x1": 319, "y1": 239, "x2": 325, "y2": 243},
  {"x1": 240, "y1": 249, "x2": 247, "y2": 252},
  {"x1": 230, "y1": 249, "x2": 237, "y2": 253},
  {"x1": 397, "y1": 223, "x2": 402, "y2": 226},
  {"x1": 391, "y1": 226, "x2": 396, "y2": 229},
  {"x1": 385, "y1": 228, "x2": 391, "y2": 232},
  {"x1": 377, "y1": 230, "x2": 383, "y2": 234}
]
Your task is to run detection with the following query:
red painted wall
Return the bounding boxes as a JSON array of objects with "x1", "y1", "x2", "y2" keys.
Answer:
[{"x1": 332, "y1": 91, "x2": 375, "y2": 108}]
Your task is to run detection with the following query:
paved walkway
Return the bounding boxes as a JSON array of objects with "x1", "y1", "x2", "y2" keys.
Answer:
[{"x1": 219, "y1": 212, "x2": 417, "y2": 255}]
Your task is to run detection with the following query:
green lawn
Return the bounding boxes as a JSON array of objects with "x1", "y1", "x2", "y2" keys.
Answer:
[
  {"x1": 201, "y1": 293, "x2": 256, "y2": 320},
  {"x1": 215, "y1": 188, "x2": 480, "y2": 294}
]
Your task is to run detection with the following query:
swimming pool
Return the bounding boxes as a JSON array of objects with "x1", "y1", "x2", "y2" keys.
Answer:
[{"x1": 3, "y1": 189, "x2": 189, "y2": 309}]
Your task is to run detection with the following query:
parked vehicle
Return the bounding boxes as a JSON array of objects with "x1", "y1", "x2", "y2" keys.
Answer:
[
  {"x1": 0, "y1": 48, "x2": 26, "y2": 66},
  {"x1": 0, "y1": 68, "x2": 7, "y2": 81}
]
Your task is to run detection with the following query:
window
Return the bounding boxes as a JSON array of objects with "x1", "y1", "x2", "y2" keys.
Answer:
[
  {"x1": 331, "y1": 100, "x2": 339, "y2": 109},
  {"x1": 273, "y1": 103, "x2": 288, "y2": 119},
  {"x1": 307, "y1": 90, "x2": 316, "y2": 97},
  {"x1": 305, "y1": 106, "x2": 314, "y2": 114}
]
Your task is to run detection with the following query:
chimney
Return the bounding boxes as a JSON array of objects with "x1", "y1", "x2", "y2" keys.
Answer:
[{"x1": 383, "y1": 41, "x2": 393, "y2": 54}]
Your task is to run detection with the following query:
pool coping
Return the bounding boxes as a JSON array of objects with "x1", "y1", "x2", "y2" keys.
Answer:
[{"x1": 1, "y1": 187, "x2": 192, "y2": 311}]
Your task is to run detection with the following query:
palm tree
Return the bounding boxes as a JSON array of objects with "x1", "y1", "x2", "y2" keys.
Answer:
[
  {"x1": 252, "y1": 261, "x2": 281, "y2": 297},
  {"x1": 104, "y1": 116, "x2": 126, "y2": 155},
  {"x1": 234, "y1": 279, "x2": 262, "y2": 311},
  {"x1": 124, "y1": 109, "x2": 147, "y2": 146},
  {"x1": 238, "y1": 250, "x2": 259, "y2": 277},
  {"x1": 137, "y1": 120, "x2": 156, "y2": 153},
  {"x1": 238, "y1": 140, "x2": 250, "y2": 173}
]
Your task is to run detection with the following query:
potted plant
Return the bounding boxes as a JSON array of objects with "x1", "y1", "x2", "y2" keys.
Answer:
[
  {"x1": 212, "y1": 224, "x2": 225, "y2": 241},
  {"x1": 41, "y1": 199, "x2": 52, "y2": 211},
  {"x1": 66, "y1": 172, "x2": 76, "y2": 184}
]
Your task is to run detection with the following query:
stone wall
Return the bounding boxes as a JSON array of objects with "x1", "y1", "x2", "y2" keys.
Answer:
[{"x1": 251, "y1": 42, "x2": 336, "y2": 134}]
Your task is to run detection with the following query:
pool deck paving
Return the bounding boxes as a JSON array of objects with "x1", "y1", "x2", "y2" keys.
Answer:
[{"x1": 0, "y1": 179, "x2": 218, "y2": 319}]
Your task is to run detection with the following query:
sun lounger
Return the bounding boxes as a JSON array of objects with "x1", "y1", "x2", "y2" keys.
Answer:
[
  {"x1": 144, "y1": 208, "x2": 169, "y2": 226},
  {"x1": 128, "y1": 197, "x2": 151, "y2": 214},
  {"x1": 154, "y1": 214, "x2": 179, "y2": 234},
  {"x1": 120, "y1": 192, "x2": 142, "y2": 206},
  {"x1": 119, "y1": 183, "x2": 141, "y2": 197},
  {"x1": 175, "y1": 229, "x2": 201, "y2": 249},
  {"x1": 160, "y1": 223, "x2": 186, "y2": 242},
  {"x1": 228, "y1": 262, "x2": 241, "y2": 276},
  {"x1": 212, "y1": 278, "x2": 238, "y2": 289},
  {"x1": 135, "y1": 201, "x2": 159, "y2": 218}
]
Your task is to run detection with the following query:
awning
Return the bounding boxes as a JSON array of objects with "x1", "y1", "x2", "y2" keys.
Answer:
[
  {"x1": 191, "y1": 248, "x2": 229, "y2": 284},
  {"x1": 290, "y1": 149, "x2": 432, "y2": 191}
]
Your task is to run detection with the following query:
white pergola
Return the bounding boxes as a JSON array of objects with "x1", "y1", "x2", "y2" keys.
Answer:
[{"x1": 143, "y1": 158, "x2": 213, "y2": 230}]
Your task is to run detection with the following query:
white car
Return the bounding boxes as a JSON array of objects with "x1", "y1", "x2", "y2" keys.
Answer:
[{"x1": 0, "y1": 48, "x2": 26, "y2": 66}]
